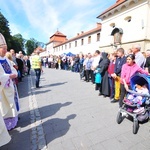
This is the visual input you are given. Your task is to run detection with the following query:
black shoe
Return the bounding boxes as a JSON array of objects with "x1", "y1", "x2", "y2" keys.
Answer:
[
  {"x1": 36, "y1": 86, "x2": 42, "y2": 88},
  {"x1": 111, "y1": 99, "x2": 118, "y2": 103}
]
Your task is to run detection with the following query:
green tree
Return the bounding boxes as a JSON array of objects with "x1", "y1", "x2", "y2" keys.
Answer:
[
  {"x1": 0, "y1": 11, "x2": 12, "y2": 49},
  {"x1": 10, "y1": 34, "x2": 25, "y2": 53},
  {"x1": 25, "y1": 38, "x2": 37, "y2": 55}
]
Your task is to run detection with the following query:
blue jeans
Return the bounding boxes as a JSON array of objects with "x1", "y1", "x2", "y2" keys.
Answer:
[
  {"x1": 34, "y1": 69, "x2": 41, "y2": 87},
  {"x1": 74, "y1": 63, "x2": 79, "y2": 72}
]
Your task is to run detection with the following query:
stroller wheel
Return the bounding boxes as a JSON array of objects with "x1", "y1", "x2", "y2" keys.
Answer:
[
  {"x1": 133, "y1": 119, "x2": 139, "y2": 134},
  {"x1": 116, "y1": 111, "x2": 123, "y2": 124}
]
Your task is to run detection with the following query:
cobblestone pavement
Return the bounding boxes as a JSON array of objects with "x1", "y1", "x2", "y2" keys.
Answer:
[{"x1": 1, "y1": 68, "x2": 150, "y2": 150}]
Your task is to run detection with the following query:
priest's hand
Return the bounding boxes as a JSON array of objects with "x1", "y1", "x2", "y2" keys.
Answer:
[{"x1": 9, "y1": 74, "x2": 17, "y2": 79}]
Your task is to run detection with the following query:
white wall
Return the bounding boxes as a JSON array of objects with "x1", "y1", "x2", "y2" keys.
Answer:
[
  {"x1": 53, "y1": 32, "x2": 101, "y2": 55},
  {"x1": 100, "y1": 1, "x2": 149, "y2": 48}
]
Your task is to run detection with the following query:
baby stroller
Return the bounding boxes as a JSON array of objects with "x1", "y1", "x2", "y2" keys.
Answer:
[{"x1": 116, "y1": 73, "x2": 150, "y2": 134}]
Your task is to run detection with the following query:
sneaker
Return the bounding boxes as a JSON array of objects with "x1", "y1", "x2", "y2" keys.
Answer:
[{"x1": 111, "y1": 99, "x2": 118, "y2": 103}]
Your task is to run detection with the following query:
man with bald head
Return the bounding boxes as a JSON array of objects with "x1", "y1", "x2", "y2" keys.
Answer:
[{"x1": 132, "y1": 44, "x2": 146, "y2": 68}]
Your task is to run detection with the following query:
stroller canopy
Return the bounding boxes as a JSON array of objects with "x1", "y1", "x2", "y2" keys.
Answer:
[{"x1": 130, "y1": 73, "x2": 150, "y2": 91}]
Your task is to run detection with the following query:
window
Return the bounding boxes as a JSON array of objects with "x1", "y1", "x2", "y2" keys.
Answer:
[
  {"x1": 97, "y1": 33, "x2": 100, "y2": 41},
  {"x1": 69, "y1": 43, "x2": 71, "y2": 48},
  {"x1": 124, "y1": 16, "x2": 131, "y2": 22},
  {"x1": 65, "y1": 44, "x2": 67, "y2": 49},
  {"x1": 111, "y1": 28, "x2": 123, "y2": 44},
  {"x1": 110, "y1": 23, "x2": 115, "y2": 28},
  {"x1": 88, "y1": 36, "x2": 91, "y2": 44},
  {"x1": 81, "y1": 39, "x2": 84, "y2": 45},
  {"x1": 62, "y1": 46, "x2": 63, "y2": 50},
  {"x1": 75, "y1": 41, "x2": 77, "y2": 47}
]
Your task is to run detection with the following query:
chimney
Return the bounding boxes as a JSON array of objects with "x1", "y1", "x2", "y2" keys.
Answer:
[
  {"x1": 81, "y1": 31, "x2": 84, "y2": 34},
  {"x1": 77, "y1": 33, "x2": 80, "y2": 36},
  {"x1": 97, "y1": 22, "x2": 101, "y2": 27}
]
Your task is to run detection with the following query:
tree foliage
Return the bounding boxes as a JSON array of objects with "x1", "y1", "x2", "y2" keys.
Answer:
[
  {"x1": 0, "y1": 11, "x2": 12, "y2": 49},
  {"x1": 25, "y1": 38, "x2": 37, "y2": 55},
  {"x1": 10, "y1": 34, "x2": 25, "y2": 53}
]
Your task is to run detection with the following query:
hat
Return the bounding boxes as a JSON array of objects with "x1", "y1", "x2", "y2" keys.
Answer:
[{"x1": 0, "y1": 33, "x2": 7, "y2": 47}]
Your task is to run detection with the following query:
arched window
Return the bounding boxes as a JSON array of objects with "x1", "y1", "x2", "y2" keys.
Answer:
[
  {"x1": 69, "y1": 43, "x2": 71, "y2": 48},
  {"x1": 124, "y1": 16, "x2": 132, "y2": 22},
  {"x1": 75, "y1": 41, "x2": 77, "y2": 47},
  {"x1": 81, "y1": 39, "x2": 84, "y2": 45},
  {"x1": 97, "y1": 33, "x2": 100, "y2": 41},
  {"x1": 110, "y1": 23, "x2": 115, "y2": 28},
  {"x1": 111, "y1": 28, "x2": 123, "y2": 44},
  {"x1": 88, "y1": 36, "x2": 91, "y2": 44}
]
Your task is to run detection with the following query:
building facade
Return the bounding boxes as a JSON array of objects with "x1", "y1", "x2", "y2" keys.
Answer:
[
  {"x1": 97, "y1": 0, "x2": 150, "y2": 52},
  {"x1": 44, "y1": 31, "x2": 67, "y2": 56},
  {"x1": 46, "y1": 23, "x2": 101, "y2": 56},
  {"x1": 45, "y1": 0, "x2": 150, "y2": 56}
]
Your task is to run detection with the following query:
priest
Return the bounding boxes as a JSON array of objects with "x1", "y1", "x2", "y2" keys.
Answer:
[{"x1": 0, "y1": 33, "x2": 18, "y2": 132}]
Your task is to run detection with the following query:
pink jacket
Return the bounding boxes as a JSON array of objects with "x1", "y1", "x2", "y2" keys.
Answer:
[{"x1": 120, "y1": 63, "x2": 148, "y2": 85}]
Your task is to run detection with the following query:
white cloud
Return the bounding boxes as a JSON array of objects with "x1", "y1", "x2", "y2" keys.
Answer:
[
  {"x1": 9, "y1": 22, "x2": 31, "y2": 40},
  {"x1": 0, "y1": 0, "x2": 116, "y2": 43},
  {"x1": 19, "y1": 0, "x2": 60, "y2": 41}
]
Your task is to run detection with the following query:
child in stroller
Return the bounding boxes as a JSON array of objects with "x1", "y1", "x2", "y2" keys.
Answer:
[
  {"x1": 117, "y1": 73, "x2": 150, "y2": 134},
  {"x1": 124, "y1": 83, "x2": 149, "y2": 113}
]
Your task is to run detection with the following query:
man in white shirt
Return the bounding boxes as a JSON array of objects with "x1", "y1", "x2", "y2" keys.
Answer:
[
  {"x1": 91, "y1": 50, "x2": 101, "y2": 83},
  {"x1": 132, "y1": 44, "x2": 146, "y2": 68}
]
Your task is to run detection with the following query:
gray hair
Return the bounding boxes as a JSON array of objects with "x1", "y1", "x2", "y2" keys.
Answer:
[{"x1": 133, "y1": 44, "x2": 141, "y2": 51}]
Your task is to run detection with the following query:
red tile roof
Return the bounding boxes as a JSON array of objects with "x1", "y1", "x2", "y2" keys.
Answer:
[
  {"x1": 97, "y1": 0, "x2": 126, "y2": 18},
  {"x1": 50, "y1": 31, "x2": 66, "y2": 38},
  {"x1": 50, "y1": 31, "x2": 67, "y2": 43}
]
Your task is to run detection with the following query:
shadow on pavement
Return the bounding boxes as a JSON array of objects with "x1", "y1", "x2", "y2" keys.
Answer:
[
  {"x1": 34, "y1": 89, "x2": 51, "y2": 95},
  {"x1": 39, "y1": 102, "x2": 72, "y2": 119},
  {"x1": 0, "y1": 102, "x2": 74, "y2": 150},
  {"x1": 16, "y1": 102, "x2": 72, "y2": 128},
  {"x1": 43, "y1": 114, "x2": 76, "y2": 144},
  {"x1": 42, "y1": 82, "x2": 68, "y2": 88}
]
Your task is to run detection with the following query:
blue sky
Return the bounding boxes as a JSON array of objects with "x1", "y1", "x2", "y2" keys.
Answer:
[{"x1": 0, "y1": 0, "x2": 115, "y2": 44}]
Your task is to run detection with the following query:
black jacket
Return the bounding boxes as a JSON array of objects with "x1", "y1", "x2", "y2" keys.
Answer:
[{"x1": 114, "y1": 56, "x2": 126, "y2": 76}]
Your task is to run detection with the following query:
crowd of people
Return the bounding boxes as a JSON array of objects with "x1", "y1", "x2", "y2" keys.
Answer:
[
  {"x1": 40, "y1": 45, "x2": 150, "y2": 109},
  {"x1": 1, "y1": 29, "x2": 150, "y2": 147}
]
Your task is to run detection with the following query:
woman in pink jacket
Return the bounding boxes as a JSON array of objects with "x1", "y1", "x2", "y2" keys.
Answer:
[{"x1": 119, "y1": 54, "x2": 148, "y2": 107}]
